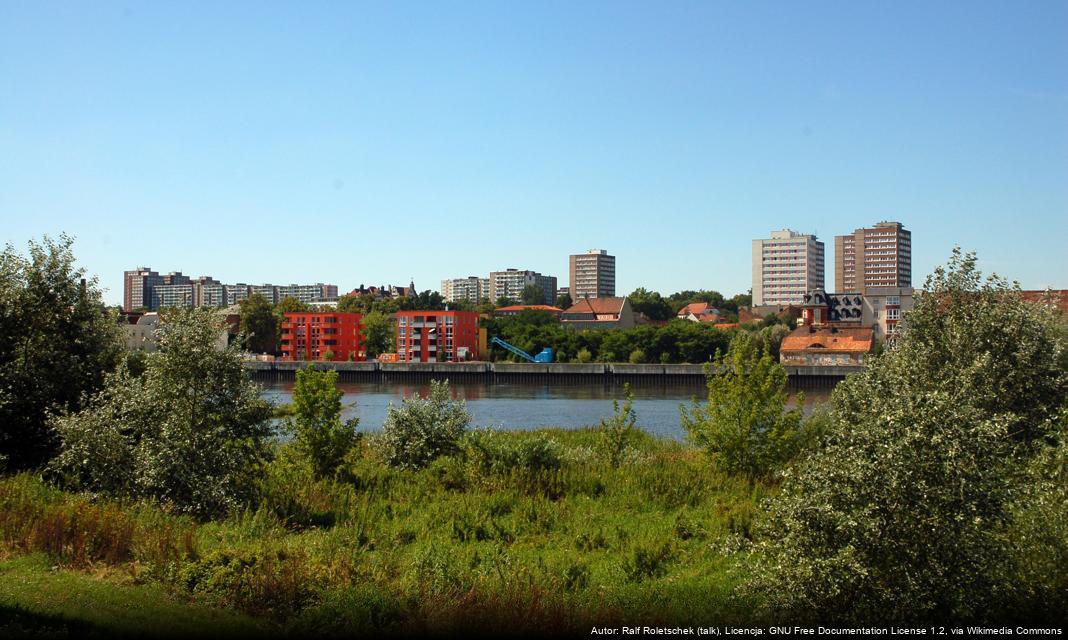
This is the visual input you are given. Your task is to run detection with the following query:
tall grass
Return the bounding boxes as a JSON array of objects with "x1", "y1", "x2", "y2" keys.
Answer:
[{"x1": 0, "y1": 428, "x2": 765, "y2": 633}]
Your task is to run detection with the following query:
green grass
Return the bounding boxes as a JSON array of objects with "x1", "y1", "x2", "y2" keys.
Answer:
[
  {"x1": 0, "y1": 428, "x2": 768, "y2": 635},
  {"x1": 0, "y1": 554, "x2": 270, "y2": 638}
]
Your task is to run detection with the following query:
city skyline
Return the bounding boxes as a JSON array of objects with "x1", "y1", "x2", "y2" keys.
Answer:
[{"x1": 2, "y1": 2, "x2": 1066, "y2": 305}]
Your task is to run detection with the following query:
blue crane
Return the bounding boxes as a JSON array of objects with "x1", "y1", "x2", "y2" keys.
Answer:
[{"x1": 490, "y1": 336, "x2": 554, "y2": 363}]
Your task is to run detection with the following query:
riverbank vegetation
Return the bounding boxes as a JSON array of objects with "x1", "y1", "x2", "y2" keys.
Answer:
[{"x1": 1, "y1": 238, "x2": 1065, "y2": 634}]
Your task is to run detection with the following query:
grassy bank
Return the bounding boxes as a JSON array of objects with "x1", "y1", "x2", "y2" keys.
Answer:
[{"x1": 0, "y1": 428, "x2": 767, "y2": 636}]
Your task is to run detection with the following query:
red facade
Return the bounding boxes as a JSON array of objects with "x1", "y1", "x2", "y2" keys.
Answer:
[
  {"x1": 395, "y1": 310, "x2": 479, "y2": 362},
  {"x1": 281, "y1": 312, "x2": 364, "y2": 361}
]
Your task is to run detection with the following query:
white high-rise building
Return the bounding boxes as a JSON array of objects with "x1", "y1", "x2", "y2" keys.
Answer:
[
  {"x1": 752, "y1": 230, "x2": 825, "y2": 307},
  {"x1": 441, "y1": 276, "x2": 490, "y2": 304}
]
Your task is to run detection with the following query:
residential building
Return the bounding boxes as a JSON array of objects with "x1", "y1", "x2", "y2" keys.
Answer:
[
  {"x1": 395, "y1": 310, "x2": 480, "y2": 362},
  {"x1": 752, "y1": 230, "x2": 825, "y2": 307},
  {"x1": 780, "y1": 325, "x2": 875, "y2": 366},
  {"x1": 862, "y1": 287, "x2": 914, "y2": 339},
  {"x1": 277, "y1": 284, "x2": 339, "y2": 305},
  {"x1": 561, "y1": 297, "x2": 636, "y2": 330},
  {"x1": 123, "y1": 268, "x2": 163, "y2": 311},
  {"x1": 676, "y1": 302, "x2": 722, "y2": 324},
  {"x1": 441, "y1": 276, "x2": 490, "y2": 304},
  {"x1": 494, "y1": 305, "x2": 563, "y2": 318},
  {"x1": 125, "y1": 267, "x2": 338, "y2": 310},
  {"x1": 280, "y1": 312, "x2": 364, "y2": 361},
  {"x1": 568, "y1": 250, "x2": 615, "y2": 299},
  {"x1": 489, "y1": 269, "x2": 557, "y2": 305},
  {"x1": 834, "y1": 221, "x2": 912, "y2": 293}
]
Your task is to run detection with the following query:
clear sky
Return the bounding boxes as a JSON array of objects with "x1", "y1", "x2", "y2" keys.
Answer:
[{"x1": 2, "y1": 1, "x2": 1066, "y2": 305}]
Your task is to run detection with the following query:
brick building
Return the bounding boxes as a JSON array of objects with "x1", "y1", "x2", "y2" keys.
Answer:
[{"x1": 280, "y1": 312, "x2": 364, "y2": 361}]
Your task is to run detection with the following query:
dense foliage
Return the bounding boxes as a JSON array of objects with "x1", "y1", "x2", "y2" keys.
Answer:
[
  {"x1": 380, "y1": 380, "x2": 471, "y2": 469},
  {"x1": 0, "y1": 235, "x2": 122, "y2": 470},
  {"x1": 289, "y1": 366, "x2": 360, "y2": 480},
  {"x1": 360, "y1": 310, "x2": 394, "y2": 359},
  {"x1": 746, "y1": 249, "x2": 1068, "y2": 623},
  {"x1": 51, "y1": 307, "x2": 273, "y2": 518},
  {"x1": 681, "y1": 333, "x2": 807, "y2": 478},
  {"x1": 484, "y1": 313, "x2": 734, "y2": 364},
  {"x1": 237, "y1": 294, "x2": 278, "y2": 355}
]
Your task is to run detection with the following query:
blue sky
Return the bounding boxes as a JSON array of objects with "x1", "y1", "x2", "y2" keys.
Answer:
[{"x1": 2, "y1": 1, "x2": 1065, "y2": 305}]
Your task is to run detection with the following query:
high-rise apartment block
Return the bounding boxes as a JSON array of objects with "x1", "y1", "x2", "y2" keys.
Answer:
[
  {"x1": 122, "y1": 267, "x2": 337, "y2": 311},
  {"x1": 441, "y1": 276, "x2": 490, "y2": 304},
  {"x1": 489, "y1": 269, "x2": 557, "y2": 305},
  {"x1": 751, "y1": 230, "x2": 825, "y2": 307},
  {"x1": 834, "y1": 221, "x2": 911, "y2": 293},
  {"x1": 568, "y1": 250, "x2": 615, "y2": 299}
]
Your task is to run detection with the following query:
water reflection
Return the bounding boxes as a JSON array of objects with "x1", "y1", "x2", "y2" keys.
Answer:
[{"x1": 261, "y1": 381, "x2": 831, "y2": 441}]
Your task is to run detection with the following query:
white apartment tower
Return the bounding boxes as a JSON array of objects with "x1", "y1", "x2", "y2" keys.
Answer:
[{"x1": 752, "y1": 230, "x2": 825, "y2": 307}]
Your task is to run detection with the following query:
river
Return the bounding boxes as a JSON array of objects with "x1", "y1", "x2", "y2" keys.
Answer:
[{"x1": 259, "y1": 381, "x2": 830, "y2": 440}]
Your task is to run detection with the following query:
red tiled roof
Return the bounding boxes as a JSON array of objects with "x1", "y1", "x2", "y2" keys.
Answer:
[
  {"x1": 780, "y1": 326, "x2": 874, "y2": 354},
  {"x1": 564, "y1": 297, "x2": 626, "y2": 315},
  {"x1": 677, "y1": 302, "x2": 710, "y2": 317},
  {"x1": 495, "y1": 305, "x2": 563, "y2": 313}
]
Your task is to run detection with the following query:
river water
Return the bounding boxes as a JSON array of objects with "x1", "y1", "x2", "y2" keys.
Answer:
[{"x1": 260, "y1": 381, "x2": 830, "y2": 440}]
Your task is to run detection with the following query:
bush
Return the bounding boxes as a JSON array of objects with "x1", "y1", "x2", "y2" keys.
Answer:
[
  {"x1": 51, "y1": 307, "x2": 273, "y2": 518},
  {"x1": 680, "y1": 332, "x2": 806, "y2": 478},
  {"x1": 574, "y1": 348, "x2": 593, "y2": 364},
  {"x1": 289, "y1": 366, "x2": 360, "y2": 480},
  {"x1": 464, "y1": 430, "x2": 563, "y2": 476},
  {"x1": 745, "y1": 250, "x2": 1068, "y2": 623},
  {"x1": 599, "y1": 384, "x2": 638, "y2": 468},
  {"x1": 628, "y1": 348, "x2": 646, "y2": 364},
  {"x1": 380, "y1": 380, "x2": 470, "y2": 469}
]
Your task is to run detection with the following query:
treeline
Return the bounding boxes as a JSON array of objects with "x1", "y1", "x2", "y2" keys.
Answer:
[{"x1": 484, "y1": 310, "x2": 790, "y2": 363}]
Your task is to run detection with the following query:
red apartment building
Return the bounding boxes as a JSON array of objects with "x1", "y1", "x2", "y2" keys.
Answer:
[
  {"x1": 395, "y1": 311, "x2": 480, "y2": 362},
  {"x1": 281, "y1": 312, "x2": 364, "y2": 361}
]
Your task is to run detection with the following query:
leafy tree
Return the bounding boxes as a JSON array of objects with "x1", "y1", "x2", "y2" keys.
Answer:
[
  {"x1": 51, "y1": 307, "x2": 273, "y2": 518},
  {"x1": 555, "y1": 292, "x2": 573, "y2": 309},
  {"x1": 628, "y1": 348, "x2": 647, "y2": 364},
  {"x1": 628, "y1": 288, "x2": 673, "y2": 321},
  {"x1": 495, "y1": 296, "x2": 516, "y2": 308},
  {"x1": 680, "y1": 332, "x2": 805, "y2": 478},
  {"x1": 520, "y1": 284, "x2": 546, "y2": 305},
  {"x1": 289, "y1": 366, "x2": 360, "y2": 479},
  {"x1": 0, "y1": 235, "x2": 122, "y2": 469},
  {"x1": 574, "y1": 348, "x2": 593, "y2": 363},
  {"x1": 238, "y1": 294, "x2": 277, "y2": 355},
  {"x1": 745, "y1": 249, "x2": 1068, "y2": 623},
  {"x1": 380, "y1": 380, "x2": 470, "y2": 469},
  {"x1": 362, "y1": 310, "x2": 394, "y2": 359}
]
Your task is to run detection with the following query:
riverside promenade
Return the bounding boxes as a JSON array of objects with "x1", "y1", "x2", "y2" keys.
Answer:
[{"x1": 244, "y1": 361, "x2": 859, "y2": 389}]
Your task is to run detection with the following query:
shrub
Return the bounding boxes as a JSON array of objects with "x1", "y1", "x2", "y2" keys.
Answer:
[
  {"x1": 380, "y1": 380, "x2": 470, "y2": 469},
  {"x1": 599, "y1": 384, "x2": 638, "y2": 468},
  {"x1": 289, "y1": 366, "x2": 360, "y2": 480},
  {"x1": 464, "y1": 430, "x2": 563, "y2": 476},
  {"x1": 622, "y1": 542, "x2": 674, "y2": 582},
  {"x1": 628, "y1": 348, "x2": 646, "y2": 364},
  {"x1": 574, "y1": 348, "x2": 593, "y2": 364},
  {"x1": 51, "y1": 307, "x2": 273, "y2": 518},
  {"x1": 680, "y1": 332, "x2": 806, "y2": 478},
  {"x1": 745, "y1": 250, "x2": 1068, "y2": 623}
]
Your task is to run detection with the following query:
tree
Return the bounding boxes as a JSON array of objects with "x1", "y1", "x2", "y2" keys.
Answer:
[
  {"x1": 0, "y1": 235, "x2": 122, "y2": 469},
  {"x1": 520, "y1": 284, "x2": 545, "y2": 306},
  {"x1": 555, "y1": 292, "x2": 573, "y2": 310},
  {"x1": 745, "y1": 249, "x2": 1068, "y2": 623},
  {"x1": 380, "y1": 380, "x2": 470, "y2": 469},
  {"x1": 680, "y1": 332, "x2": 806, "y2": 478},
  {"x1": 628, "y1": 288, "x2": 673, "y2": 321},
  {"x1": 238, "y1": 294, "x2": 277, "y2": 355},
  {"x1": 289, "y1": 366, "x2": 360, "y2": 479},
  {"x1": 362, "y1": 310, "x2": 394, "y2": 359},
  {"x1": 51, "y1": 307, "x2": 273, "y2": 518}
]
